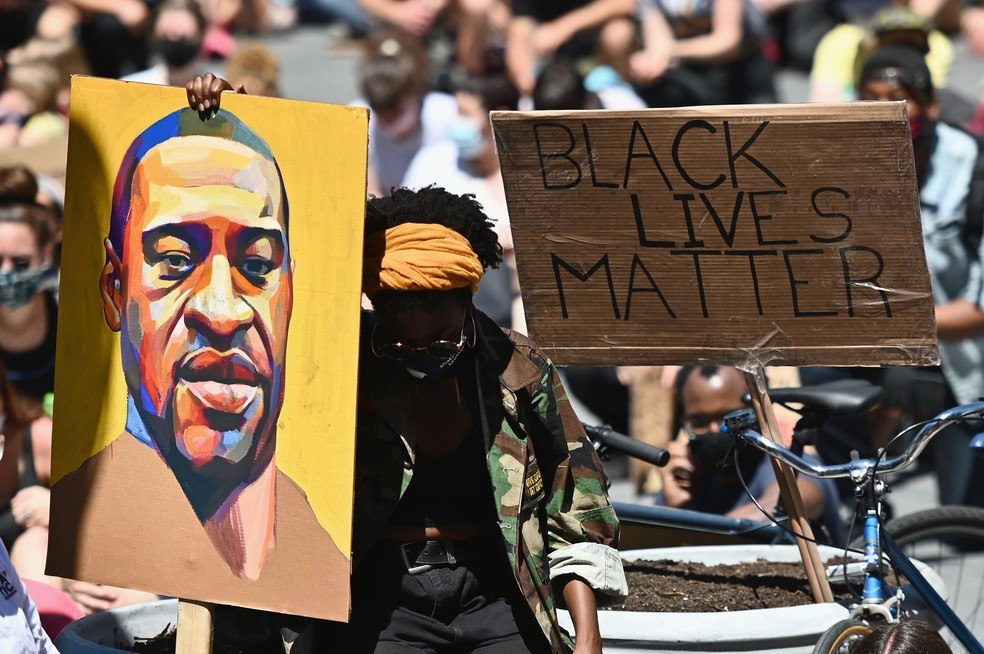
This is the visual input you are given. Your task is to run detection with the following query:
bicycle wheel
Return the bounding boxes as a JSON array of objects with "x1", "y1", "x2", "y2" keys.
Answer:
[
  {"x1": 813, "y1": 619, "x2": 872, "y2": 654},
  {"x1": 883, "y1": 505, "x2": 984, "y2": 640}
]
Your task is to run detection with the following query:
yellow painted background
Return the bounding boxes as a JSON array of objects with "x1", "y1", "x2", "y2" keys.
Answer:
[{"x1": 52, "y1": 76, "x2": 366, "y2": 555}]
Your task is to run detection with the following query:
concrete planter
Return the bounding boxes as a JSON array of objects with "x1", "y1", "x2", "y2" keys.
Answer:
[
  {"x1": 558, "y1": 545, "x2": 946, "y2": 654},
  {"x1": 55, "y1": 598, "x2": 178, "y2": 653}
]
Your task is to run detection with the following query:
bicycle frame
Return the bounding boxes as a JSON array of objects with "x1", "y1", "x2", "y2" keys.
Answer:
[
  {"x1": 724, "y1": 402, "x2": 984, "y2": 653},
  {"x1": 882, "y1": 529, "x2": 984, "y2": 653},
  {"x1": 613, "y1": 502, "x2": 790, "y2": 544},
  {"x1": 861, "y1": 513, "x2": 884, "y2": 604}
]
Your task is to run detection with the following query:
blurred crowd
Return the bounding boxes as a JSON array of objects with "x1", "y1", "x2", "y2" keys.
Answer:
[{"x1": 1, "y1": 0, "x2": 984, "y2": 643}]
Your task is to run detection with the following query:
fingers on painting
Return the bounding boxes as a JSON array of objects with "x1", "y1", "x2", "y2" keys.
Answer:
[{"x1": 187, "y1": 72, "x2": 234, "y2": 122}]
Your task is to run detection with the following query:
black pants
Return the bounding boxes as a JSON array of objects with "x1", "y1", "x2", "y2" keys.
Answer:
[{"x1": 316, "y1": 539, "x2": 553, "y2": 653}]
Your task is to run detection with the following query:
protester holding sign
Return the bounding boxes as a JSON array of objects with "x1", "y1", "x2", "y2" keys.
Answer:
[
  {"x1": 345, "y1": 185, "x2": 627, "y2": 653},
  {"x1": 187, "y1": 77, "x2": 625, "y2": 652},
  {"x1": 857, "y1": 43, "x2": 984, "y2": 508}
]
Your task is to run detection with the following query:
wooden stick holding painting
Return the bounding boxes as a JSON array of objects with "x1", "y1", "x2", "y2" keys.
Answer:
[
  {"x1": 47, "y1": 78, "x2": 368, "y2": 643},
  {"x1": 176, "y1": 600, "x2": 214, "y2": 653}
]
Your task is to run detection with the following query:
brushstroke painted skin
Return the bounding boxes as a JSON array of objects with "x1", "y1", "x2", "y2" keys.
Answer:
[{"x1": 116, "y1": 136, "x2": 292, "y2": 470}]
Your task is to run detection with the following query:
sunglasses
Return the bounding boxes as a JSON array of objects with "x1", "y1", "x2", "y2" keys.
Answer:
[{"x1": 371, "y1": 314, "x2": 471, "y2": 362}]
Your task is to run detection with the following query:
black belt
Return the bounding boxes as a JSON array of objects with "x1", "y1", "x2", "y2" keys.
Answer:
[{"x1": 387, "y1": 538, "x2": 490, "y2": 575}]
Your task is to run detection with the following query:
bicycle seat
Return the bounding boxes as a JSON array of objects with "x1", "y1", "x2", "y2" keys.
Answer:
[{"x1": 749, "y1": 379, "x2": 883, "y2": 416}]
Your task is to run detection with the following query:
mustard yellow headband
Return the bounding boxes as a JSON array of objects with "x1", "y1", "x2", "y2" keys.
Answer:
[{"x1": 362, "y1": 223, "x2": 484, "y2": 300}]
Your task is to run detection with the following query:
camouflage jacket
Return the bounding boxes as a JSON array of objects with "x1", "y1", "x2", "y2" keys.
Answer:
[{"x1": 353, "y1": 310, "x2": 627, "y2": 652}]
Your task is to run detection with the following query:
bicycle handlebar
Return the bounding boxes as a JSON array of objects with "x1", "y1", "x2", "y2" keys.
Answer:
[
  {"x1": 583, "y1": 423, "x2": 671, "y2": 468},
  {"x1": 722, "y1": 401, "x2": 984, "y2": 484}
]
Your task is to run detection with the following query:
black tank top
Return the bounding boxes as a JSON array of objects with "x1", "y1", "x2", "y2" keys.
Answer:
[
  {"x1": 0, "y1": 425, "x2": 41, "y2": 550},
  {"x1": 389, "y1": 368, "x2": 497, "y2": 528},
  {"x1": 1, "y1": 291, "x2": 57, "y2": 402}
]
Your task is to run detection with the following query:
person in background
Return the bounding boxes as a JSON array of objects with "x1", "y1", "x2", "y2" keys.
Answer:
[
  {"x1": 30, "y1": 0, "x2": 151, "y2": 79},
  {"x1": 809, "y1": 6, "x2": 953, "y2": 105},
  {"x1": 630, "y1": 0, "x2": 778, "y2": 106},
  {"x1": 297, "y1": 0, "x2": 374, "y2": 37},
  {"x1": 124, "y1": 0, "x2": 207, "y2": 89},
  {"x1": 856, "y1": 44, "x2": 984, "y2": 509},
  {"x1": 352, "y1": 30, "x2": 457, "y2": 197},
  {"x1": 0, "y1": 0, "x2": 44, "y2": 54},
  {"x1": 0, "y1": 356, "x2": 83, "y2": 641},
  {"x1": 505, "y1": 0, "x2": 636, "y2": 97},
  {"x1": 965, "y1": 0, "x2": 984, "y2": 55},
  {"x1": 224, "y1": 41, "x2": 281, "y2": 96},
  {"x1": 4, "y1": 34, "x2": 89, "y2": 132},
  {"x1": 354, "y1": 0, "x2": 508, "y2": 76},
  {"x1": 658, "y1": 365, "x2": 844, "y2": 544},
  {"x1": 0, "y1": 466, "x2": 57, "y2": 653},
  {"x1": 0, "y1": 166, "x2": 58, "y2": 403},
  {"x1": 402, "y1": 72, "x2": 520, "y2": 328},
  {"x1": 198, "y1": 0, "x2": 296, "y2": 59},
  {"x1": 0, "y1": 357, "x2": 50, "y2": 567},
  {"x1": 0, "y1": 58, "x2": 64, "y2": 149},
  {"x1": 849, "y1": 619, "x2": 953, "y2": 653}
]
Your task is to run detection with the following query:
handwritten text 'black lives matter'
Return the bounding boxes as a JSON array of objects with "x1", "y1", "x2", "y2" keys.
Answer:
[{"x1": 532, "y1": 119, "x2": 892, "y2": 322}]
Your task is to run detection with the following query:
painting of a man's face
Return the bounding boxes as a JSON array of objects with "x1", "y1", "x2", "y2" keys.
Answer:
[
  {"x1": 104, "y1": 134, "x2": 292, "y2": 487},
  {"x1": 50, "y1": 78, "x2": 365, "y2": 616}
]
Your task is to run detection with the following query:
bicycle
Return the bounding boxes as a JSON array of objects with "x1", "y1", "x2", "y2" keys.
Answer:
[
  {"x1": 586, "y1": 378, "x2": 885, "y2": 550},
  {"x1": 722, "y1": 401, "x2": 984, "y2": 654}
]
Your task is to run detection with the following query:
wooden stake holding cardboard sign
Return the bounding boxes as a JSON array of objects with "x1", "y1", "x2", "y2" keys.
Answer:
[
  {"x1": 492, "y1": 103, "x2": 939, "y2": 604},
  {"x1": 742, "y1": 368, "x2": 833, "y2": 604},
  {"x1": 177, "y1": 600, "x2": 214, "y2": 654}
]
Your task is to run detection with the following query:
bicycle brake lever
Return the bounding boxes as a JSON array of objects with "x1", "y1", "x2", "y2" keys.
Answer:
[{"x1": 722, "y1": 409, "x2": 757, "y2": 435}]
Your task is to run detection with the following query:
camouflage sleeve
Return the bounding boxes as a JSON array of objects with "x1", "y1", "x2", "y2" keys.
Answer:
[{"x1": 531, "y1": 362, "x2": 627, "y2": 602}]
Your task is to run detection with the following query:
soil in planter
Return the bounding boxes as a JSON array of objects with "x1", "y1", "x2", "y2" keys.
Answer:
[
  {"x1": 127, "y1": 629, "x2": 277, "y2": 654},
  {"x1": 608, "y1": 559, "x2": 855, "y2": 613}
]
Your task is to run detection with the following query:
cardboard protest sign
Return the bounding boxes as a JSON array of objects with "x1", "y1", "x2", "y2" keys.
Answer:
[
  {"x1": 492, "y1": 103, "x2": 938, "y2": 367},
  {"x1": 48, "y1": 77, "x2": 367, "y2": 621}
]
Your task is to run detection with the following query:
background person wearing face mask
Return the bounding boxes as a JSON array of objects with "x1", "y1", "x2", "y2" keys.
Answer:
[
  {"x1": 0, "y1": 166, "x2": 59, "y2": 404},
  {"x1": 402, "y1": 71, "x2": 520, "y2": 328},
  {"x1": 123, "y1": 0, "x2": 206, "y2": 88},
  {"x1": 352, "y1": 30, "x2": 458, "y2": 197},
  {"x1": 849, "y1": 44, "x2": 984, "y2": 509},
  {"x1": 656, "y1": 365, "x2": 844, "y2": 545}
]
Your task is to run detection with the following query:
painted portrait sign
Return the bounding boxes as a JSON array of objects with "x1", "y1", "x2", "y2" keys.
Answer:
[{"x1": 47, "y1": 77, "x2": 367, "y2": 621}]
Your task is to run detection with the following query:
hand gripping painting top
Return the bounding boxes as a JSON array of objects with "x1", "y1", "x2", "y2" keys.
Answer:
[{"x1": 47, "y1": 77, "x2": 367, "y2": 621}]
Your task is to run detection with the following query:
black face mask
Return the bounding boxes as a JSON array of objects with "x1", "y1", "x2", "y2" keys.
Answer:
[
  {"x1": 158, "y1": 37, "x2": 200, "y2": 68},
  {"x1": 688, "y1": 431, "x2": 734, "y2": 470},
  {"x1": 689, "y1": 431, "x2": 764, "y2": 480},
  {"x1": 404, "y1": 318, "x2": 475, "y2": 382}
]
